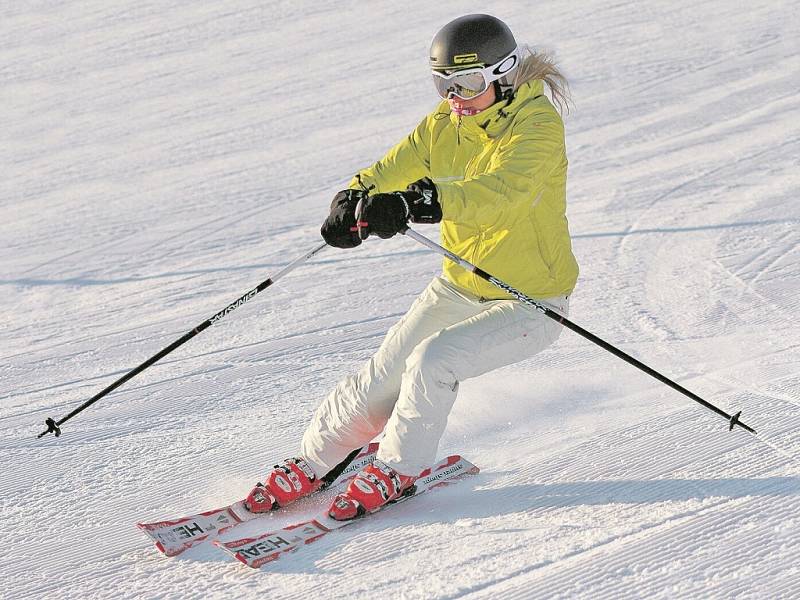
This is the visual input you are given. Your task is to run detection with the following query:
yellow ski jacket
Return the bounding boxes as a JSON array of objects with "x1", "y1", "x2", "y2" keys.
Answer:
[{"x1": 350, "y1": 79, "x2": 579, "y2": 300}]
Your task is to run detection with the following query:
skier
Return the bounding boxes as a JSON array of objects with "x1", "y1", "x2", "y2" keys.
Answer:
[{"x1": 245, "y1": 14, "x2": 578, "y2": 520}]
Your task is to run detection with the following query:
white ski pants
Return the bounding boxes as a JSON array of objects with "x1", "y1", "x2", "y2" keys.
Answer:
[{"x1": 301, "y1": 276, "x2": 569, "y2": 476}]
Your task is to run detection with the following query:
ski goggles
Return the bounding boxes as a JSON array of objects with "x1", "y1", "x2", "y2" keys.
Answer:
[{"x1": 431, "y1": 46, "x2": 520, "y2": 100}]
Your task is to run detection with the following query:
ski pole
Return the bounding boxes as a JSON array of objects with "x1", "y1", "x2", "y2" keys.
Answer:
[
  {"x1": 402, "y1": 227, "x2": 756, "y2": 434},
  {"x1": 37, "y1": 242, "x2": 328, "y2": 440}
]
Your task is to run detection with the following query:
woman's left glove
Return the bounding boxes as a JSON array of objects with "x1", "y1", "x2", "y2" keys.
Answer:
[
  {"x1": 405, "y1": 177, "x2": 442, "y2": 224},
  {"x1": 356, "y1": 178, "x2": 442, "y2": 240}
]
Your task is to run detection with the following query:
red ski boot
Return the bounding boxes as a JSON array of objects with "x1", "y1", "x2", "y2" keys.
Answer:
[
  {"x1": 244, "y1": 457, "x2": 321, "y2": 513},
  {"x1": 328, "y1": 460, "x2": 417, "y2": 521}
]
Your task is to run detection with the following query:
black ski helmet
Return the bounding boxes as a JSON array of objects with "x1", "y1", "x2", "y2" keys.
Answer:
[{"x1": 430, "y1": 14, "x2": 517, "y2": 72}]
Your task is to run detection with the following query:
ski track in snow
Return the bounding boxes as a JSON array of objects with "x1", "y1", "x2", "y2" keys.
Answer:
[{"x1": 1, "y1": 1, "x2": 799, "y2": 598}]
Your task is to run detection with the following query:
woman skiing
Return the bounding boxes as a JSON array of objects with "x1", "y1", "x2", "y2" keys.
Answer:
[{"x1": 245, "y1": 14, "x2": 578, "y2": 521}]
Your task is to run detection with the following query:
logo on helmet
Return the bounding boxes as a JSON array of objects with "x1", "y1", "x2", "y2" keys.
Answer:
[{"x1": 453, "y1": 53, "x2": 478, "y2": 64}]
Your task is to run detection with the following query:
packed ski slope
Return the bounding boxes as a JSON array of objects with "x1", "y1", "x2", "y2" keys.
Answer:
[{"x1": 2, "y1": 1, "x2": 799, "y2": 598}]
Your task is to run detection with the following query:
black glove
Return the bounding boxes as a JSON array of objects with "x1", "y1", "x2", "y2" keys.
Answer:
[
  {"x1": 355, "y1": 192, "x2": 410, "y2": 240},
  {"x1": 352, "y1": 179, "x2": 441, "y2": 241},
  {"x1": 405, "y1": 177, "x2": 442, "y2": 224},
  {"x1": 320, "y1": 189, "x2": 368, "y2": 248}
]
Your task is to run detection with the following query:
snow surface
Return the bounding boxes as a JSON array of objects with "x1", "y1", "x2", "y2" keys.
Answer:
[{"x1": 2, "y1": 1, "x2": 799, "y2": 598}]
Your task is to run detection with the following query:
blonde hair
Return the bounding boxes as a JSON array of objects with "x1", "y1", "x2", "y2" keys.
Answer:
[{"x1": 511, "y1": 45, "x2": 572, "y2": 115}]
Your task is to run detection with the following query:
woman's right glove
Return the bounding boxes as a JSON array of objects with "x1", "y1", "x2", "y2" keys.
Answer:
[{"x1": 320, "y1": 189, "x2": 368, "y2": 248}]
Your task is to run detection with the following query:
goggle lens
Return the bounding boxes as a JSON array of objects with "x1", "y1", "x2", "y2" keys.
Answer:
[{"x1": 432, "y1": 71, "x2": 488, "y2": 100}]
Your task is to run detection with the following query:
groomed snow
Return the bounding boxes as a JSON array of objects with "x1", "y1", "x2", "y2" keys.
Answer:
[{"x1": 1, "y1": 1, "x2": 798, "y2": 598}]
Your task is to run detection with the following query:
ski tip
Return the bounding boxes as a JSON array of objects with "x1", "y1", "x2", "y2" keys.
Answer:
[
  {"x1": 135, "y1": 520, "x2": 165, "y2": 532},
  {"x1": 155, "y1": 541, "x2": 193, "y2": 557}
]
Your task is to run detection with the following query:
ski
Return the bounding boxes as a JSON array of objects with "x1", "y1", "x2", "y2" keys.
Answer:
[
  {"x1": 136, "y1": 442, "x2": 379, "y2": 557},
  {"x1": 214, "y1": 454, "x2": 479, "y2": 568}
]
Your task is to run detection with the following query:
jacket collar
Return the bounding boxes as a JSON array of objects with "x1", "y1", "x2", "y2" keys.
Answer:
[{"x1": 444, "y1": 79, "x2": 545, "y2": 140}]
